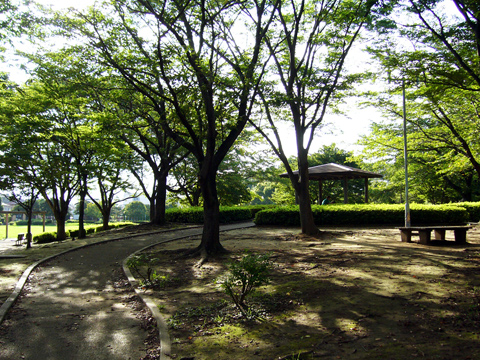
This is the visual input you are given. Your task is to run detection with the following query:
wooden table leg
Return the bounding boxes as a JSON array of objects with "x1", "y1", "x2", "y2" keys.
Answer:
[
  {"x1": 400, "y1": 229, "x2": 412, "y2": 242},
  {"x1": 418, "y1": 229, "x2": 431, "y2": 245},
  {"x1": 434, "y1": 229, "x2": 446, "y2": 240},
  {"x1": 454, "y1": 229, "x2": 467, "y2": 244}
]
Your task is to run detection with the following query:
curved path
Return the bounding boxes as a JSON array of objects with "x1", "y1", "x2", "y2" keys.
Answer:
[{"x1": 0, "y1": 223, "x2": 253, "y2": 360}]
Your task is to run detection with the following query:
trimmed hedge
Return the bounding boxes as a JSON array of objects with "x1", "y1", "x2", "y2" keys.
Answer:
[
  {"x1": 254, "y1": 204, "x2": 469, "y2": 227},
  {"x1": 13, "y1": 219, "x2": 53, "y2": 226},
  {"x1": 33, "y1": 232, "x2": 57, "y2": 244},
  {"x1": 453, "y1": 202, "x2": 480, "y2": 222},
  {"x1": 166, "y1": 206, "x2": 253, "y2": 224}
]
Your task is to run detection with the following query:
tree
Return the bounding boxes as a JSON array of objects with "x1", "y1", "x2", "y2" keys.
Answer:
[
  {"x1": 0, "y1": 81, "x2": 80, "y2": 241},
  {"x1": 364, "y1": 0, "x2": 480, "y2": 198},
  {"x1": 101, "y1": 82, "x2": 188, "y2": 225},
  {"x1": 84, "y1": 202, "x2": 101, "y2": 221},
  {"x1": 123, "y1": 201, "x2": 147, "y2": 222},
  {"x1": 66, "y1": 0, "x2": 278, "y2": 258},
  {"x1": 249, "y1": 0, "x2": 380, "y2": 235}
]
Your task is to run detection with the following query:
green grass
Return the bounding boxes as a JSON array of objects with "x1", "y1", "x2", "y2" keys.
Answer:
[{"x1": 0, "y1": 223, "x2": 99, "y2": 240}]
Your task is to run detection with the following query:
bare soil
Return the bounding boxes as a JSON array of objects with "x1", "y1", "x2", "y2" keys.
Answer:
[{"x1": 135, "y1": 226, "x2": 480, "y2": 360}]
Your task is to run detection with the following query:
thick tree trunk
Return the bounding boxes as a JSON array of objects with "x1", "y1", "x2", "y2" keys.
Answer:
[
  {"x1": 151, "y1": 174, "x2": 167, "y2": 225},
  {"x1": 101, "y1": 208, "x2": 111, "y2": 230},
  {"x1": 196, "y1": 166, "x2": 225, "y2": 257},
  {"x1": 55, "y1": 212, "x2": 68, "y2": 241}
]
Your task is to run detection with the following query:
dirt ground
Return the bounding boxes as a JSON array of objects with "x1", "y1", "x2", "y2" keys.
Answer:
[{"x1": 134, "y1": 226, "x2": 480, "y2": 360}]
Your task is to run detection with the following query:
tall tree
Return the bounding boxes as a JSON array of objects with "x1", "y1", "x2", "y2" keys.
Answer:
[
  {"x1": 249, "y1": 0, "x2": 380, "y2": 235},
  {"x1": 0, "y1": 82, "x2": 80, "y2": 240},
  {"x1": 364, "y1": 0, "x2": 480, "y2": 201},
  {"x1": 65, "y1": 0, "x2": 278, "y2": 258}
]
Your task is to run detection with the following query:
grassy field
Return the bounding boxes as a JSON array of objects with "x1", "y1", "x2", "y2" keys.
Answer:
[{"x1": 0, "y1": 223, "x2": 99, "y2": 240}]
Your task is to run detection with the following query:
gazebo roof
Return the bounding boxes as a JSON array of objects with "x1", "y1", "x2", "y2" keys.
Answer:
[{"x1": 280, "y1": 163, "x2": 383, "y2": 181}]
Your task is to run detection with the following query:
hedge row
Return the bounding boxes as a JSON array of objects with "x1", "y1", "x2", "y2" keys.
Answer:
[
  {"x1": 254, "y1": 204, "x2": 471, "y2": 226},
  {"x1": 165, "y1": 206, "x2": 263, "y2": 224},
  {"x1": 453, "y1": 202, "x2": 480, "y2": 222},
  {"x1": 33, "y1": 222, "x2": 135, "y2": 244}
]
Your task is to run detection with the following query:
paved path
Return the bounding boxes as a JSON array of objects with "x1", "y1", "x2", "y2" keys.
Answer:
[{"x1": 0, "y1": 223, "x2": 254, "y2": 360}]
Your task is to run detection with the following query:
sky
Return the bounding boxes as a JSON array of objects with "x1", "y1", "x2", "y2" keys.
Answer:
[{"x1": 11, "y1": 0, "x2": 382, "y2": 158}]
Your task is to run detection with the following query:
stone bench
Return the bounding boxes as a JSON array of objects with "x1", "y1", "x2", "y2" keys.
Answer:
[{"x1": 399, "y1": 226, "x2": 472, "y2": 245}]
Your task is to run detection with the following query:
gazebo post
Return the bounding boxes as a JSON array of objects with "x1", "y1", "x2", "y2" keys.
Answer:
[
  {"x1": 318, "y1": 180, "x2": 323, "y2": 204},
  {"x1": 343, "y1": 177, "x2": 348, "y2": 204},
  {"x1": 365, "y1": 178, "x2": 369, "y2": 203}
]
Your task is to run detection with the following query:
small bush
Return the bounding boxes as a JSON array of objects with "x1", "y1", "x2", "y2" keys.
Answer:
[
  {"x1": 217, "y1": 252, "x2": 272, "y2": 318},
  {"x1": 33, "y1": 232, "x2": 57, "y2": 244}
]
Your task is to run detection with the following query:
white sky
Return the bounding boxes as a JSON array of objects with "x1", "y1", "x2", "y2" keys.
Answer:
[{"x1": 12, "y1": 0, "x2": 380, "y2": 157}]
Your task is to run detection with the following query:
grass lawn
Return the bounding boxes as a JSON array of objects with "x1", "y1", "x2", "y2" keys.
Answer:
[{"x1": 0, "y1": 223, "x2": 99, "y2": 240}]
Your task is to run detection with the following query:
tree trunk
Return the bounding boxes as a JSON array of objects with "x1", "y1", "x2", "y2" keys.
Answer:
[
  {"x1": 102, "y1": 207, "x2": 111, "y2": 230},
  {"x1": 151, "y1": 173, "x2": 167, "y2": 225},
  {"x1": 195, "y1": 165, "x2": 225, "y2": 257},
  {"x1": 296, "y1": 149, "x2": 319, "y2": 235},
  {"x1": 26, "y1": 210, "x2": 33, "y2": 250},
  {"x1": 78, "y1": 175, "x2": 88, "y2": 239},
  {"x1": 55, "y1": 212, "x2": 68, "y2": 241}
]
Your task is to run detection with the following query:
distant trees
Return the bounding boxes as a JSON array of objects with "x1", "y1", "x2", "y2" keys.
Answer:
[{"x1": 123, "y1": 201, "x2": 148, "y2": 222}]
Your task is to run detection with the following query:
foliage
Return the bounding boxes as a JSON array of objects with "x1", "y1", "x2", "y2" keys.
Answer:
[
  {"x1": 126, "y1": 253, "x2": 169, "y2": 288},
  {"x1": 454, "y1": 202, "x2": 480, "y2": 223},
  {"x1": 218, "y1": 252, "x2": 272, "y2": 317},
  {"x1": 254, "y1": 204, "x2": 470, "y2": 226},
  {"x1": 123, "y1": 201, "x2": 147, "y2": 222},
  {"x1": 248, "y1": 0, "x2": 384, "y2": 235},
  {"x1": 33, "y1": 231, "x2": 57, "y2": 244},
  {"x1": 165, "y1": 206, "x2": 252, "y2": 224},
  {"x1": 362, "y1": 0, "x2": 480, "y2": 203}
]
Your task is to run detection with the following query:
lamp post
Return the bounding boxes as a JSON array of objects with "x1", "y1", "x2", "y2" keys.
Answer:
[{"x1": 402, "y1": 79, "x2": 411, "y2": 228}]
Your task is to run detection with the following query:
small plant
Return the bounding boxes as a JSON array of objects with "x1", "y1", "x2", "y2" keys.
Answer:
[
  {"x1": 218, "y1": 252, "x2": 272, "y2": 317},
  {"x1": 126, "y1": 253, "x2": 160, "y2": 287}
]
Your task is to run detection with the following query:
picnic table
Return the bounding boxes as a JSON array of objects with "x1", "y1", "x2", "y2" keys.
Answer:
[{"x1": 399, "y1": 225, "x2": 471, "y2": 245}]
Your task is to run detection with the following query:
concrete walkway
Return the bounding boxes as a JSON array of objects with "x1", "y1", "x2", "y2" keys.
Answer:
[{"x1": 0, "y1": 222, "x2": 254, "y2": 360}]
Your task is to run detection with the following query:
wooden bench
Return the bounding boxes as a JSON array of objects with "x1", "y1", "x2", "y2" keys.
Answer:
[
  {"x1": 399, "y1": 226, "x2": 472, "y2": 245},
  {"x1": 15, "y1": 233, "x2": 25, "y2": 246}
]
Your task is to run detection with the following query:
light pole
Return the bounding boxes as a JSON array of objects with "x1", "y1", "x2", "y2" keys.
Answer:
[{"x1": 402, "y1": 79, "x2": 411, "y2": 227}]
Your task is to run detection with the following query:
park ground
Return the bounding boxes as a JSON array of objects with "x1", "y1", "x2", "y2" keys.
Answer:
[
  {"x1": 135, "y1": 226, "x2": 480, "y2": 360},
  {"x1": 1, "y1": 224, "x2": 480, "y2": 359}
]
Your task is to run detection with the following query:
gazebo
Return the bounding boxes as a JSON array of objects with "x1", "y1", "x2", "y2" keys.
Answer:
[{"x1": 280, "y1": 163, "x2": 383, "y2": 204}]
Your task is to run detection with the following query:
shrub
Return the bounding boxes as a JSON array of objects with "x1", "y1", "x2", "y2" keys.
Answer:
[
  {"x1": 454, "y1": 202, "x2": 480, "y2": 222},
  {"x1": 14, "y1": 219, "x2": 53, "y2": 226},
  {"x1": 254, "y1": 204, "x2": 469, "y2": 226},
  {"x1": 33, "y1": 232, "x2": 57, "y2": 244},
  {"x1": 166, "y1": 206, "x2": 252, "y2": 224},
  {"x1": 217, "y1": 252, "x2": 272, "y2": 317}
]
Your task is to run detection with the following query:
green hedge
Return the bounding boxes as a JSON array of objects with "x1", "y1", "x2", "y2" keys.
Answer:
[
  {"x1": 13, "y1": 219, "x2": 53, "y2": 226},
  {"x1": 453, "y1": 202, "x2": 480, "y2": 222},
  {"x1": 33, "y1": 232, "x2": 57, "y2": 244},
  {"x1": 254, "y1": 204, "x2": 469, "y2": 227},
  {"x1": 166, "y1": 206, "x2": 253, "y2": 224}
]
